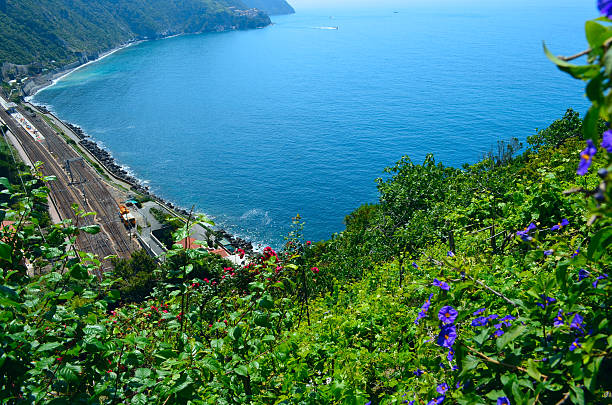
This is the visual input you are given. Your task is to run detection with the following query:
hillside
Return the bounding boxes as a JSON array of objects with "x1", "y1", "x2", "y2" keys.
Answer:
[
  {"x1": 0, "y1": 0, "x2": 270, "y2": 72},
  {"x1": 242, "y1": 0, "x2": 294, "y2": 15}
]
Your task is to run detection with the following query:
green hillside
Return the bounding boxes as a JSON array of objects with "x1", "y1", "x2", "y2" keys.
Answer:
[{"x1": 0, "y1": 0, "x2": 270, "y2": 69}]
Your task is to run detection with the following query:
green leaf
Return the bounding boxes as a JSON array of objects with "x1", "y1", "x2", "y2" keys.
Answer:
[
  {"x1": 69, "y1": 264, "x2": 89, "y2": 280},
  {"x1": 249, "y1": 282, "x2": 265, "y2": 291},
  {"x1": 202, "y1": 357, "x2": 221, "y2": 373},
  {"x1": 585, "y1": 21, "x2": 609, "y2": 49},
  {"x1": 258, "y1": 294, "x2": 274, "y2": 309},
  {"x1": 586, "y1": 74, "x2": 604, "y2": 103},
  {"x1": 543, "y1": 42, "x2": 600, "y2": 80},
  {"x1": 497, "y1": 325, "x2": 527, "y2": 351},
  {"x1": 234, "y1": 364, "x2": 248, "y2": 377},
  {"x1": 526, "y1": 359, "x2": 542, "y2": 381},
  {"x1": 0, "y1": 241, "x2": 12, "y2": 262},
  {"x1": 604, "y1": 48, "x2": 612, "y2": 76},
  {"x1": 37, "y1": 342, "x2": 62, "y2": 352},
  {"x1": 460, "y1": 355, "x2": 481, "y2": 376},
  {"x1": 79, "y1": 225, "x2": 100, "y2": 234},
  {"x1": 58, "y1": 364, "x2": 82, "y2": 382},
  {"x1": 229, "y1": 326, "x2": 242, "y2": 341},
  {"x1": 583, "y1": 105, "x2": 601, "y2": 141},
  {"x1": 135, "y1": 368, "x2": 152, "y2": 379},
  {"x1": 0, "y1": 178, "x2": 10, "y2": 190},
  {"x1": 587, "y1": 226, "x2": 612, "y2": 262}
]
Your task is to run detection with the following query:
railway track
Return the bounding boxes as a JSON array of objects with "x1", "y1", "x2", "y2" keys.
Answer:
[{"x1": 0, "y1": 105, "x2": 134, "y2": 269}]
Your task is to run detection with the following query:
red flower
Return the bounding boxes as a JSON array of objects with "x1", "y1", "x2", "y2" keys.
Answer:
[
  {"x1": 306, "y1": 241, "x2": 311, "y2": 245},
  {"x1": 311, "y1": 267, "x2": 320, "y2": 274}
]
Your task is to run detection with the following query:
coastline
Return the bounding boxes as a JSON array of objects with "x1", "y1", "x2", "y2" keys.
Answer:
[{"x1": 24, "y1": 41, "x2": 139, "y2": 99}]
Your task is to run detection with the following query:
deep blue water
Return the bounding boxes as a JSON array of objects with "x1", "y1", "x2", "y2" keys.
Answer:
[{"x1": 34, "y1": 0, "x2": 594, "y2": 248}]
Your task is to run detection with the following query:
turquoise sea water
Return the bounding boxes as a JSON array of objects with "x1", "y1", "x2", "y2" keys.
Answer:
[{"x1": 34, "y1": 0, "x2": 593, "y2": 248}]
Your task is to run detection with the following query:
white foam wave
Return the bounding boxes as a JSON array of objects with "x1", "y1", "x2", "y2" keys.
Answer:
[{"x1": 240, "y1": 208, "x2": 272, "y2": 226}]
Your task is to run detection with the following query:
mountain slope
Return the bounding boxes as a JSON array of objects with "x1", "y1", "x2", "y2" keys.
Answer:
[{"x1": 0, "y1": 0, "x2": 270, "y2": 69}]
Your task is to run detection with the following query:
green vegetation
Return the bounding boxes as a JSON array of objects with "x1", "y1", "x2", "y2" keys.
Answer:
[
  {"x1": 0, "y1": 7, "x2": 611, "y2": 405},
  {"x1": 0, "y1": 0, "x2": 271, "y2": 70}
]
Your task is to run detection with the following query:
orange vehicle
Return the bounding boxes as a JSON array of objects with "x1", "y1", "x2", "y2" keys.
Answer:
[{"x1": 119, "y1": 205, "x2": 129, "y2": 215}]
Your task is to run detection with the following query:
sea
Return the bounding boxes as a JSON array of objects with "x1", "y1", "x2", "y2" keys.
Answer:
[{"x1": 33, "y1": 0, "x2": 594, "y2": 248}]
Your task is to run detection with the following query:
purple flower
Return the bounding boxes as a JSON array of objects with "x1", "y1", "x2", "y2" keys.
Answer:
[
  {"x1": 577, "y1": 139, "x2": 597, "y2": 176},
  {"x1": 433, "y1": 278, "x2": 450, "y2": 291},
  {"x1": 517, "y1": 223, "x2": 537, "y2": 241},
  {"x1": 415, "y1": 310, "x2": 428, "y2": 325},
  {"x1": 593, "y1": 273, "x2": 608, "y2": 288},
  {"x1": 553, "y1": 309, "x2": 564, "y2": 327},
  {"x1": 493, "y1": 329, "x2": 505, "y2": 337},
  {"x1": 437, "y1": 324, "x2": 457, "y2": 348},
  {"x1": 497, "y1": 397, "x2": 511, "y2": 405},
  {"x1": 487, "y1": 314, "x2": 499, "y2": 320},
  {"x1": 437, "y1": 383, "x2": 449, "y2": 395},
  {"x1": 412, "y1": 262, "x2": 419, "y2": 269},
  {"x1": 550, "y1": 219, "x2": 569, "y2": 231},
  {"x1": 602, "y1": 129, "x2": 612, "y2": 152},
  {"x1": 427, "y1": 396, "x2": 446, "y2": 405},
  {"x1": 570, "y1": 313, "x2": 584, "y2": 330},
  {"x1": 599, "y1": 0, "x2": 612, "y2": 19},
  {"x1": 447, "y1": 348, "x2": 454, "y2": 362},
  {"x1": 473, "y1": 308, "x2": 485, "y2": 316},
  {"x1": 569, "y1": 338, "x2": 581, "y2": 351},
  {"x1": 536, "y1": 295, "x2": 556, "y2": 309},
  {"x1": 422, "y1": 293, "x2": 434, "y2": 311},
  {"x1": 571, "y1": 249, "x2": 580, "y2": 258},
  {"x1": 415, "y1": 293, "x2": 434, "y2": 324},
  {"x1": 471, "y1": 316, "x2": 488, "y2": 327},
  {"x1": 365, "y1": 402, "x2": 371, "y2": 405},
  {"x1": 543, "y1": 249, "x2": 554, "y2": 256},
  {"x1": 578, "y1": 269, "x2": 590, "y2": 281},
  {"x1": 413, "y1": 368, "x2": 425, "y2": 376},
  {"x1": 438, "y1": 306, "x2": 458, "y2": 324},
  {"x1": 447, "y1": 251, "x2": 455, "y2": 257},
  {"x1": 500, "y1": 315, "x2": 515, "y2": 327}
]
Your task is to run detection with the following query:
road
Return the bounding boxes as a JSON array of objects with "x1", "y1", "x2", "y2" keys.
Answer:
[{"x1": 0, "y1": 100, "x2": 135, "y2": 271}]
